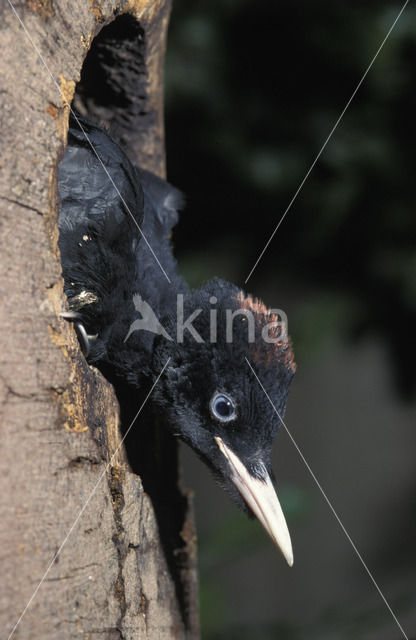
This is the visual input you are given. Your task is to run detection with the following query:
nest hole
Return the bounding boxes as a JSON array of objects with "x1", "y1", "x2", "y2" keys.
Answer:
[{"x1": 72, "y1": 13, "x2": 150, "y2": 159}]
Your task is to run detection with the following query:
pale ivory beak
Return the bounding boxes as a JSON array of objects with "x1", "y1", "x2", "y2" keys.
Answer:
[{"x1": 215, "y1": 436, "x2": 293, "y2": 566}]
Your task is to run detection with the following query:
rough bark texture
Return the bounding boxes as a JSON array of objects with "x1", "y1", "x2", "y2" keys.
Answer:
[{"x1": 0, "y1": 1, "x2": 199, "y2": 638}]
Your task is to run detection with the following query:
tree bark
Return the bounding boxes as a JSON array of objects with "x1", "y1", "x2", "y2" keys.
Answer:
[{"x1": 0, "y1": 1, "x2": 199, "y2": 638}]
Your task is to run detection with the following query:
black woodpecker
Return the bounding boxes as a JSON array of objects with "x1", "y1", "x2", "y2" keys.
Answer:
[{"x1": 59, "y1": 115, "x2": 296, "y2": 566}]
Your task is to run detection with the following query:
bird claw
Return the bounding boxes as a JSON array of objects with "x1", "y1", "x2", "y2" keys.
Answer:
[
  {"x1": 74, "y1": 322, "x2": 90, "y2": 357},
  {"x1": 61, "y1": 311, "x2": 90, "y2": 357},
  {"x1": 60, "y1": 311, "x2": 83, "y2": 321}
]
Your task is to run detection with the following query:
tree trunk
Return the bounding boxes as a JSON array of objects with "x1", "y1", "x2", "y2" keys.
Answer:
[{"x1": 0, "y1": 1, "x2": 199, "y2": 638}]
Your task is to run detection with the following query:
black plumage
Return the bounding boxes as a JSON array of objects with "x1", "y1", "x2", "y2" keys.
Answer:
[{"x1": 59, "y1": 115, "x2": 296, "y2": 565}]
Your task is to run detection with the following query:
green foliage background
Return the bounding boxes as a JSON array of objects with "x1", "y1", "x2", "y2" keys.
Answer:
[
  {"x1": 166, "y1": 0, "x2": 416, "y2": 395},
  {"x1": 165, "y1": 2, "x2": 416, "y2": 638}
]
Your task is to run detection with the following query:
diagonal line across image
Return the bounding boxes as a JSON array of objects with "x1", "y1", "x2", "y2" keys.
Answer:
[
  {"x1": 7, "y1": 358, "x2": 171, "y2": 640},
  {"x1": 245, "y1": 356, "x2": 409, "y2": 640},
  {"x1": 6, "y1": 0, "x2": 172, "y2": 284},
  {"x1": 245, "y1": 0, "x2": 410, "y2": 285},
  {"x1": 5, "y1": 0, "x2": 412, "y2": 638}
]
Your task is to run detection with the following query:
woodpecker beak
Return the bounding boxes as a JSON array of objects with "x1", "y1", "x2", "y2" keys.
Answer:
[{"x1": 215, "y1": 436, "x2": 293, "y2": 566}]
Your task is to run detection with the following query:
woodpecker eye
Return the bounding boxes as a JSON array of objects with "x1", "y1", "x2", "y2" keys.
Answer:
[{"x1": 210, "y1": 393, "x2": 237, "y2": 422}]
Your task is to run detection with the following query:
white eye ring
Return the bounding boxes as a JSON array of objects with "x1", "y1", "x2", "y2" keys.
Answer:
[{"x1": 210, "y1": 392, "x2": 237, "y2": 423}]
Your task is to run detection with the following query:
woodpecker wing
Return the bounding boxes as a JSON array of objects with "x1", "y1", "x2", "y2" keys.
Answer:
[
  {"x1": 138, "y1": 168, "x2": 184, "y2": 234},
  {"x1": 58, "y1": 116, "x2": 186, "y2": 366},
  {"x1": 58, "y1": 116, "x2": 146, "y2": 358}
]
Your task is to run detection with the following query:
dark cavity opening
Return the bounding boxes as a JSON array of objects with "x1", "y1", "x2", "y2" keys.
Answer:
[{"x1": 73, "y1": 13, "x2": 151, "y2": 161}]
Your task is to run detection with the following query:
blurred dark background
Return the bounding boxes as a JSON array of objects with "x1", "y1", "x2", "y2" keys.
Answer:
[{"x1": 164, "y1": 1, "x2": 416, "y2": 638}]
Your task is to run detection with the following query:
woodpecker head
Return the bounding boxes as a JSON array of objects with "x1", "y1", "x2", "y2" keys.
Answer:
[{"x1": 152, "y1": 278, "x2": 296, "y2": 565}]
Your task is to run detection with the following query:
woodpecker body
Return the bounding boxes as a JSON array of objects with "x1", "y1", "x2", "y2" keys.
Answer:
[
  {"x1": 59, "y1": 118, "x2": 186, "y2": 373},
  {"x1": 59, "y1": 116, "x2": 296, "y2": 564}
]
